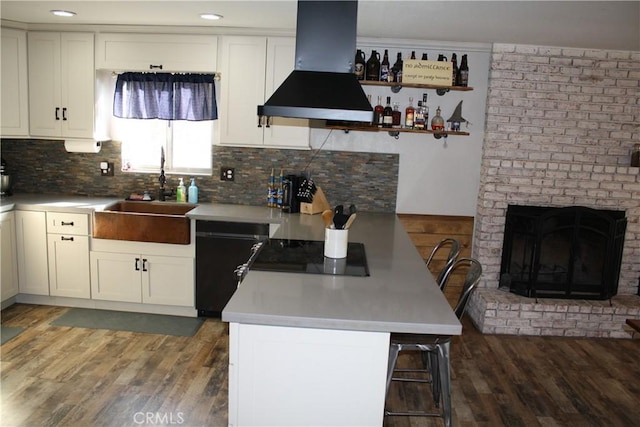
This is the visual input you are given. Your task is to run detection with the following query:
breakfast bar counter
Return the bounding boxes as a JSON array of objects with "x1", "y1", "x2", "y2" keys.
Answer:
[{"x1": 215, "y1": 210, "x2": 461, "y2": 427}]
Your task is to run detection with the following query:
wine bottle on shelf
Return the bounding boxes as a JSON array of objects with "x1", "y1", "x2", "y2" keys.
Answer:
[
  {"x1": 392, "y1": 102, "x2": 401, "y2": 128},
  {"x1": 354, "y1": 49, "x2": 365, "y2": 80},
  {"x1": 380, "y1": 49, "x2": 391, "y2": 82},
  {"x1": 405, "y1": 97, "x2": 415, "y2": 129},
  {"x1": 451, "y1": 53, "x2": 459, "y2": 86},
  {"x1": 458, "y1": 54, "x2": 469, "y2": 87},
  {"x1": 383, "y1": 96, "x2": 393, "y2": 128},
  {"x1": 431, "y1": 106, "x2": 445, "y2": 131},
  {"x1": 422, "y1": 93, "x2": 429, "y2": 124},
  {"x1": 392, "y1": 52, "x2": 403, "y2": 83},
  {"x1": 421, "y1": 53, "x2": 428, "y2": 60},
  {"x1": 410, "y1": 51, "x2": 416, "y2": 60},
  {"x1": 373, "y1": 96, "x2": 385, "y2": 128},
  {"x1": 366, "y1": 50, "x2": 381, "y2": 81},
  {"x1": 413, "y1": 100, "x2": 425, "y2": 130}
]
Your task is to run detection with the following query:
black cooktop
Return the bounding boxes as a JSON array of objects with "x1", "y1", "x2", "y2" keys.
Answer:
[{"x1": 250, "y1": 238, "x2": 369, "y2": 277}]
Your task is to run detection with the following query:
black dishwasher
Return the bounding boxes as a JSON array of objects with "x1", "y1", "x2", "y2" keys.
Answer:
[{"x1": 196, "y1": 220, "x2": 269, "y2": 317}]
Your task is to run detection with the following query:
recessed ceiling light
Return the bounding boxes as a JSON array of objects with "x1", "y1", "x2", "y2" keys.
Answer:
[
  {"x1": 200, "y1": 13, "x2": 223, "y2": 21},
  {"x1": 50, "y1": 10, "x2": 76, "y2": 17}
]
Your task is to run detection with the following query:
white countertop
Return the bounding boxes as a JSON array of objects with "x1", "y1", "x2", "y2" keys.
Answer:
[
  {"x1": 2, "y1": 194, "x2": 461, "y2": 336},
  {"x1": 220, "y1": 211, "x2": 463, "y2": 336},
  {"x1": 0, "y1": 193, "x2": 118, "y2": 213}
]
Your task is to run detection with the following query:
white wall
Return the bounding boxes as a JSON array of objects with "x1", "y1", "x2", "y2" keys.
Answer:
[{"x1": 310, "y1": 39, "x2": 491, "y2": 217}]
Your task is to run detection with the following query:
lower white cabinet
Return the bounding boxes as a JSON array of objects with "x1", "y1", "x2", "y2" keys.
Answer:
[
  {"x1": 91, "y1": 252, "x2": 194, "y2": 307},
  {"x1": 228, "y1": 323, "x2": 389, "y2": 426},
  {"x1": 1, "y1": 211, "x2": 19, "y2": 302},
  {"x1": 48, "y1": 235, "x2": 90, "y2": 298},
  {"x1": 15, "y1": 210, "x2": 49, "y2": 295},
  {"x1": 47, "y1": 212, "x2": 91, "y2": 298}
]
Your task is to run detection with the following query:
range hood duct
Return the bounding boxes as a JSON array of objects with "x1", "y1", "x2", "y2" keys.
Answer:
[{"x1": 257, "y1": 0, "x2": 373, "y2": 123}]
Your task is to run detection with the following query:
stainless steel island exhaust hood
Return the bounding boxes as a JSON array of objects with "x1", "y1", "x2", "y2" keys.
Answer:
[{"x1": 257, "y1": 0, "x2": 373, "y2": 123}]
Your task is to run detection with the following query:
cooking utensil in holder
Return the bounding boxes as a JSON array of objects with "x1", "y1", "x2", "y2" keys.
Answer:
[{"x1": 324, "y1": 227, "x2": 349, "y2": 258}]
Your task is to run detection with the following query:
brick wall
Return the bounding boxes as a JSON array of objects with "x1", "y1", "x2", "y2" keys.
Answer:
[{"x1": 474, "y1": 43, "x2": 640, "y2": 296}]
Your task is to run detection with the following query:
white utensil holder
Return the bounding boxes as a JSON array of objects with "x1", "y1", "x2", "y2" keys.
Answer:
[{"x1": 324, "y1": 227, "x2": 348, "y2": 258}]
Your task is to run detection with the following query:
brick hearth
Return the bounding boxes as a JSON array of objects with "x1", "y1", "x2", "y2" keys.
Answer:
[
  {"x1": 468, "y1": 289, "x2": 640, "y2": 338},
  {"x1": 469, "y1": 43, "x2": 640, "y2": 337}
]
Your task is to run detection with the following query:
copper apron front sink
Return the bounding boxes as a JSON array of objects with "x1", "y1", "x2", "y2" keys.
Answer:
[{"x1": 93, "y1": 201, "x2": 196, "y2": 244}]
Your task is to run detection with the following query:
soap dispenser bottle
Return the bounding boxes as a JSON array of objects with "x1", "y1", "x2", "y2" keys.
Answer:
[
  {"x1": 188, "y1": 178, "x2": 198, "y2": 203},
  {"x1": 177, "y1": 178, "x2": 186, "y2": 202}
]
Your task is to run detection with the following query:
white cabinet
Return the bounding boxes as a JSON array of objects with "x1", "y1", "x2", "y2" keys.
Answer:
[
  {"x1": 47, "y1": 212, "x2": 91, "y2": 298},
  {"x1": 1, "y1": 28, "x2": 29, "y2": 137},
  {"x1": 96, "y1": 33, "x2": 218, "y2": 72},
  {"x1": 91, "y1": 251, "x2": 194, "y2": 307},
  {"x1": 228, "y1": 323, "x2": 389, "y2": 426},
  {"x1": 1, "y1": 211, "x2": 19, "y2": 303},
  {"x1": 27, "y1": 32, "x2": 95, "y2": 139},
  {"x1": 90, "y1": 252, "x2": 142, "y2": 303},
  {"x1": 15, "y1": 210, "x2": 49, "y2": 295},
  {"x1": 218, "y1": 36, "x2": 309, "y2": 149}
]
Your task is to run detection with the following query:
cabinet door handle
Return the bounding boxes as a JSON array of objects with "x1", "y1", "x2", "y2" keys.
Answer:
[
  {"x1": 135, "y1": 257, "x2": 141, "y2": 271},
  {"x1": 149, "y1": 64, "x2": 163, "y2": 70},
  {"x1": 60, "y1": 236, "x2": 74, "y2": 241},
  {"x1": 55, "y1": 107, "x2": 60, "y2": 121},
  {"x1": 62, "y1": 107, "x2": 67, "y2": 121},
  {"x1": 142, "y1": 258, "x2": 148, "y2": 272},
  {"x1": 61, "y1": 221, "x2": 74, "y2": 226}
]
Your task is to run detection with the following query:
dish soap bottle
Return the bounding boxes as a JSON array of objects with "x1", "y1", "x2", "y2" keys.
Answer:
[
  {"x1": 176, "y1": 178, "x2": 186, "y2": 202},
  {"x1": 188, "y1": 178, "x2": 198, "y2": 203}
]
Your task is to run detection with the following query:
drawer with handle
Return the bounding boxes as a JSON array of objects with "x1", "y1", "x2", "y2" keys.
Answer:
[{"x1": 46, "y1": 212, "x2": 89, "y2": 235}]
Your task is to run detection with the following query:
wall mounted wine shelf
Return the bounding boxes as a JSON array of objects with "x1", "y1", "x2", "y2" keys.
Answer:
[
  {"x1": 360, "y1": 80, "x2": 473, "y2": 95},
  {"x1": 325, "y1": 123, "x2": 470, "y2": 139}
]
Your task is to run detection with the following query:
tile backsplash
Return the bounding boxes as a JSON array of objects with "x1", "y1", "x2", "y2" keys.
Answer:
[{"x1": 0, "y1": 139, "x2": 399, "y2": 213}]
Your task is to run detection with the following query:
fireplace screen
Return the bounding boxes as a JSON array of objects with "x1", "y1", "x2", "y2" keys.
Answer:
[{"x1": 500, "y1": 205, "x2": 626, "y2": 300}]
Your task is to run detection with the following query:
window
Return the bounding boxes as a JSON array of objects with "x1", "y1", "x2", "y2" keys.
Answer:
[
  {"x1": 118, "y1": 118, "x2": 214, "y2": 175},
  {"x1": 110, "y1": 72, "x2": 217, "y2": 175}
]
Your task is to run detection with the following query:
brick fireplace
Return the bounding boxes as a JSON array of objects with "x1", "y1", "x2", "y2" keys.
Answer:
[{"x1": 468, "y1": 43, "x2": 640, "y2": 338}]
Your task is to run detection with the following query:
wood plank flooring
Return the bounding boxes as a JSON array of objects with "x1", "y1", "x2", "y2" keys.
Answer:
[{"x1": 2, "y1": 303, "x2": 639, "y2": 427}]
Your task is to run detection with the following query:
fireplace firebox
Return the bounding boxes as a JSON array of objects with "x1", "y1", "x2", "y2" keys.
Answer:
[{"x1": 500, "y1": 205, "x2": 627, "y2": 300}]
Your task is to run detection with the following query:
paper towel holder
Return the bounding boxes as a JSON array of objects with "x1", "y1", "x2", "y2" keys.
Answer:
[{"x1": 64, "y1": 140, "x2": 102, "y2": 153}]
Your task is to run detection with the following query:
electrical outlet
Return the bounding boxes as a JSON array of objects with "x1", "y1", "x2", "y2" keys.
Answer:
[
  {"x1": 220, "y1": 167, "x2": 235, "y2": 181},
  {"x1": 100, "y1": 161, "x2": 114, "y2": 176}
]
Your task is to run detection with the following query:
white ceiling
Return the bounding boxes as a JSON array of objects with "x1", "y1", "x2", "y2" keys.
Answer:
[{"x1": 1, "y1": 1, "x2": 639, "y2": 51}]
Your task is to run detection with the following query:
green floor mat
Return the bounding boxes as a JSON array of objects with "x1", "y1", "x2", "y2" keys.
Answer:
[{"x1": 50, "y1": 308, "x2": 203, "y2": 337}]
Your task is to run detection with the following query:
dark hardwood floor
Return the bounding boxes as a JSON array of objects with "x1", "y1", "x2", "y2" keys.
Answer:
[{"x1": 2, "y1": 303, "x2": 639, "y2": 427}]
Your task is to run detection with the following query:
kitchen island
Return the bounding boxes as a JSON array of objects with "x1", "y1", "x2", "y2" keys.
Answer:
[{"x1": 193, "y1": 207, "x2": 463, "y2": 427}]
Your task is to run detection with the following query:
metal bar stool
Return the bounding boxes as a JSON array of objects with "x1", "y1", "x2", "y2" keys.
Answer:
[
  {"x1": 425, "y1": 238, "x2": 461, "y2": 289},
  {"x1": 384, "y1": 258, "x2": 483, "y2": 427}
]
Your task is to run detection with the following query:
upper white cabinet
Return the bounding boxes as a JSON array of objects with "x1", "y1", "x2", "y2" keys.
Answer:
[
  {"x1": 218, "y1": 36, "x2": 309, "y2": 149},
  {"x1": 1, "y1": 28, "x2": 29, "y2": 137},
  {"x1": 96, "y1": 33, "x2": 218, "y2": 72},
  {"x1": 28, "y1": 32, "x2": 95, "y2": 139}
]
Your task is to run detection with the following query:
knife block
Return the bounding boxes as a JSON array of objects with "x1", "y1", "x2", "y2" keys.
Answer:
[{"x1": 300, "y1": 187, "x2": 331, "y2": 215}]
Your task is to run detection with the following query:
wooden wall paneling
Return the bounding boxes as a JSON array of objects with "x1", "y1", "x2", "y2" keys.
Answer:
[{"x1": 398, "y1": 214, "x2": 475, "y2": 306}]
